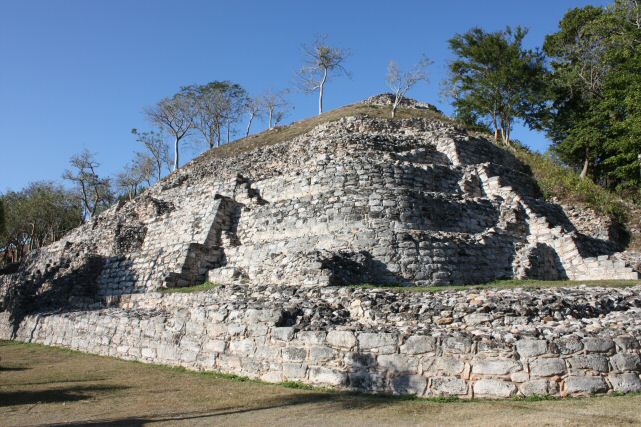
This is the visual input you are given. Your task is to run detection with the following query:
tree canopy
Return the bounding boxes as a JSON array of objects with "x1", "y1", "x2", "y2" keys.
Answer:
[
  {"x1": 447, "y1": 26, "x2": 548, "y2": 145},
  {"x1": 544, "y1": 1, "x2": 641, "y2": 190}
]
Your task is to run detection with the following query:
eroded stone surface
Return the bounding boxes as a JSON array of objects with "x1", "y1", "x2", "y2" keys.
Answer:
[{"x1": 1, "y1": 97, "x2": 641, "y2": 400}]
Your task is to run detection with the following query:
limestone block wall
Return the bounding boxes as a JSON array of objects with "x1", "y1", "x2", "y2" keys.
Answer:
[{"x1": 4, "y1": 285, "x2": 641, "y2": 398}]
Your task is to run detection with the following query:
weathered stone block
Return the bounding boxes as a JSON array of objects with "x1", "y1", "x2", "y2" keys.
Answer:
[
  {"x1": 610, "y1": 353, "x2": 641, "y2": 372},
  {"x1": 326, "y1": 330, "x2": 356, "y2": 349},
  {"x1": 308, "y1": 346, "x2": 335, "y2": 363},
  {"x1": 609, "y1": 373, "x2": 641, "y2": 393},
  {"x1": 516, "y1": 340, "x2": 547, "y2": 359},
  {"x1": 530, "y1": 358, "x2": 566, "y2": 377},
  {"x1": 568, "y1": 354, "x2": 609, "y2": 372},
  {"x1": 378, "y1": 354, "x2": 418, "y2": 373},
  {"x1": 473, "y1": 379, "x2": 517, "y2": 398},
  {"x1": 431, "y1": 377, "x2": 468, "y2": 395},
  {"x1": 308, "y1": 367, "x2": 347, "y2": 386},
  {"x1": 282, "y1": 347, "x2": 306, "y2": 362},
  {"x1": 272, "y1": 327, "x2": 295, "y2": 342},
  {"x1": 471, "y1": 358, "x2": 521, "y2": 376},
  {"x1": 564, "y1": 376, "x2": 609, "y2": 394},
  {"x1": 358, "y1": 332, "x2": 398, "y2": 353},
  {"x1": 391, "y1": 375, "x2": 427, "y2": 395},
  {"x1": 583, "y1": 338, "x2": 615, "y2": 354},
  {"x1": 519, "y1": 379, "x2": 559, "y2": 396},
  {"x1": 400, "y1": 335, "x2": 436, "y2": 355},
  {"x1": 283, "y1": 363, "x2": 308, "y2": 380},
  {"x1": 425, "y1": 356, "x2": 465, "y2": 375}
]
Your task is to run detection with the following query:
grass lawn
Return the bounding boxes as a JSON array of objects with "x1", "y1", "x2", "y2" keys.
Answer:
[{"x1": 2, "y1": 341, "x2": 641, "y2": 426}]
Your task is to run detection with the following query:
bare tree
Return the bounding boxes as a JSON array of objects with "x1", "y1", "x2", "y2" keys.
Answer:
[
  {"x1": 297, "y1": 36, "x2": 350, "y2": 114},
  {"x1": 115, "y1": 153, "x2": 155, "y2": 201},
  {"x1": 186, "y1": 81, "x2": 247, "y2": 149},
  {"x1": 145, "y1": 92, "x2": 194, "y2": 171},
  {"x1": 244, "y1": 97, "x2": 264, "y2": 137},
  {"x1": 131, "y1": 129, "x2": 170, "y2": 181},
  {"x1": 386, "y1": 56, "x2": 432, "y2": 118},
  {"x1": 260, "y1": 89, "x2": 289, "y2": 129},
  {"x1": 62, "y1": 150, "x2": 113, "y2": 220}
]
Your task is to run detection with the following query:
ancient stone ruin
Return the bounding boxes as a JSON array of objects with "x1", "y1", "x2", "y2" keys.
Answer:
[{"x1": 2, "y1": 95, "x2": 641, "y2": 399}]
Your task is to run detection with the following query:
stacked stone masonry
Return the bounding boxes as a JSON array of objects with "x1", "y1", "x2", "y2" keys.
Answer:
[
  {"x1": 4, "y1": 284, "x2": 641, "y2": 398},
  {"x1": 1, "y1": 96, "x2": 640, "y2": 399}
]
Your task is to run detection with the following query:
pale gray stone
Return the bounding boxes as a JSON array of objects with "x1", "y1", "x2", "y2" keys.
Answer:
[
  {"x1": 610, "y1": 353, "x2": 641, "y2": 372},
  {"x1": 472, "y1": 358, "x2": 521, "y2": 376},
  {"x1": 431, "y1": 377, "x2": 468, "y2": 395},
  {"x1": 583, "y1": 338, "x2": 615, "y2": 353},
  {"x1": 473, "y1": 379, "x2": 517, "y2": 398},
  {"x1": 326, "y1": 330, "x2": 356, "y2": 349},
  {"x1": 400, "y1": 335, "x2": 436, "y2": 355},
  {"x1": 568, "y1": 355, "x2": 609, "y2": 372},
  {"x1": 609, "y1": 373, "x2": 641, "y2": 393},
  {"x1": 308, "y1": 367, "x2": 347, "y2": 386},
  {"x1": 565, "y1": 376, "x2": 609, "y2": 394},
  {"x1": 530, "y1": 358, "x2": 566, "y2": 377},
  {"x1": 516, "y1": 340, "x2": 547, "y2": 359}
]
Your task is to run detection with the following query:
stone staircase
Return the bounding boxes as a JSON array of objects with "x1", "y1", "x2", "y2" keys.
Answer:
[{"x1": 479, "y1": 168, "x2": 639, "y2": 281}]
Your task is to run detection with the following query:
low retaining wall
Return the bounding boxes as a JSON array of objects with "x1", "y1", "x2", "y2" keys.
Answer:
[{"x1": 3, "y1": 285, "x2": 641, "y2": 398}]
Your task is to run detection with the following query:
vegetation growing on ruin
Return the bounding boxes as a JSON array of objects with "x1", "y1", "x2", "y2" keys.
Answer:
[
  {"x1": 352, "y1": 279, "x2": 640, "y2": 293},
  {"x1": 158, "y1": 281, "x2": 219, "y2": 294}
]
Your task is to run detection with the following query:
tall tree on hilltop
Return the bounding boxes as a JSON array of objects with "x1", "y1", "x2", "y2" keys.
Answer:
[
  {"x1": 62, "y1": 150, "x2": 114, "y2": 220},
  {"x1": 297, "y1": 36, "x2": 350, "y2": 114},
  {"x1": 145, "y1": 90, "x2": 195, "y2": 171},
  {"x1": 446, "y1": 26, "x2": 548, "y2": 146},
  {"x1": 187, "y1": 81, "x2": 248, "y2": 148},
  {"x1": 244, "y1": 96, "x2": 264, "y2": 137},
  {"x1": 386, "y1": 55, "x2": 432, "y2": 118}
]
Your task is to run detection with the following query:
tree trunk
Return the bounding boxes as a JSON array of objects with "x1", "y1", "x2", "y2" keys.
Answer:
[
  {"x1": 492, "y1": 112, "x2": 499, "y2": 142},
  {"x1": 245, "y1": 113, "x2": 255, "y2": 137},
  {"x1": 227, "y1": 119, "x2": 231, "y2": 144},
  {"x1": 580, "y1": 155, "x2": 589, "y2": 179},
  {"x1": 269, "y1": 108, "x2": 274, "y2": 129},
  {"x1": 318, "y1": 68, "x2": 327, "y2": 115},
  {"x1": 173, "y1": 136, "x2": 179, "y2": 171}
]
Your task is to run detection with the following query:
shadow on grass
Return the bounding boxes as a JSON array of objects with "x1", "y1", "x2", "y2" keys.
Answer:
[
  {"x1": 46, "y1": 392, "x2": 405, "y2": 426},
  {"x1": 0, "y1": 384, "x2": 129, "y2": 407},
  {"x1": 0, "y1": 366, "x2": 29, "y2": 372}
]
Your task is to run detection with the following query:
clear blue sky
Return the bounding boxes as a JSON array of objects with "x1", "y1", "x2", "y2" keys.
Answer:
[{"x1": 0, "y1": 0, "x2": 610, "y2": 192}]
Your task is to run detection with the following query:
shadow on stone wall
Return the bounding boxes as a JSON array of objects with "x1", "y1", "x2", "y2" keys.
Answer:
[
  {"x1": 318, "y1": 250, "x2": 409, "y2": 286},
  {"x1": 1, "y1": 253, "x2": 114, "y2": 338}
]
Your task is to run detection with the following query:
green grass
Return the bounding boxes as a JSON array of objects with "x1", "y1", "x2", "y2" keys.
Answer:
[
  {"x1": 351, "y1": 279, "x2": 640, "y2": 293},
  {"x1": 513, "y1": 147, "x2": 629, "y2": 222},
  {"x1": 158, "y1": 281, "x2": 219, "y2": 294},
  {"x1": 281, "y1": 381, "x2": 317, "y2": 390}
]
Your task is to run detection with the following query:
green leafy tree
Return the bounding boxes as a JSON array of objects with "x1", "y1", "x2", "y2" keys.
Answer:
[
  {"x1": 0, "y1": 182, "x2": 83, "y2": 264},
  {"x1": 446, "y1": 26, "x2": 548, "y2": 145},
  {"x1": 544, "y1": 1, "x2": 641, "y2": 190}
]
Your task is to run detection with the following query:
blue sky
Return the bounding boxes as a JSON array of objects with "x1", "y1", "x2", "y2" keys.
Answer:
[{"x1": 0, "y1": 0, "x2": 610, "y2": 192}]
